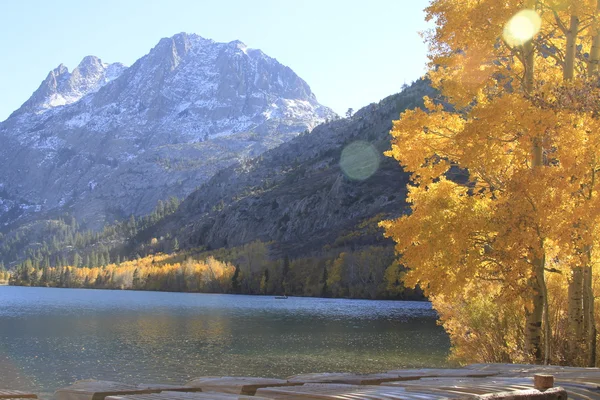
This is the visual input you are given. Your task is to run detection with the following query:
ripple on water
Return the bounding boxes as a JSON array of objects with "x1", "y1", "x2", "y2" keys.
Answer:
[{"x1": 0, "y1": 286, "x2": 449, "y2": 395}]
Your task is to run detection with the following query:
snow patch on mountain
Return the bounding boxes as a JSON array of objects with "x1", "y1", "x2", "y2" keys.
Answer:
[
  {"x1": 10, "y1": 56, "x2": 127, "y2": 117},
  {"x1": 0, "y1": 32, "x2": 337, "y2": 229}
]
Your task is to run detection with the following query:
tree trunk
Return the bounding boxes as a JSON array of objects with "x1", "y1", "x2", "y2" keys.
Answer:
[
  {"x1": 589, "y1": 0, "x2": 600, "y2": 76},
  {"x1": 539, "y1": 253, "x2": 550, "y2": 365},
  {"x1": 522, "y1": 33, "x2": 546, "y2": 364},
  {"x1": 584, "y1": 0, "x2": 600, "y2": 367},
  {"x1": 563, "y1": 12, "x2": 591, "y2": 367},
  {"x1": 525, "y1": 260, "x2": 545, "y2": 364},
  {"x1": 584, "y1": 247, "x2": 596, "y2": 367},
  {"x1": 564, "y1": 15, "x2": 579, "y2": 81},
  {"x1": 568, "y1": 266, "x2": 584, "y2": 364}
]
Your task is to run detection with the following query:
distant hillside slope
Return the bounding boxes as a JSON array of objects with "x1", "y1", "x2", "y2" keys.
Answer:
[{"x1": 148, "y1": 79, "x2": 435, "y2": 257}]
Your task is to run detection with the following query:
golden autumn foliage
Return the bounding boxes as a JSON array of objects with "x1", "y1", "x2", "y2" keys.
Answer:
[
  {"x1": 437, "y1": 260, "x2": 600, "y2": 365},
  {"x1": 0, "y1": 269, "x2": 9, "y2": 283},
  {"x1": 10, "y1": 240, "x2": 420, "y2": 300},
  {"x1": 11, "y1": 253, "x2": 236, "y2": 293},
  {"x1": 382, "y1": 0, "x2": 600, "y2": 365}
]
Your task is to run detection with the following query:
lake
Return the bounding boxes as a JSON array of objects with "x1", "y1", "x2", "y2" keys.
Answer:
[{"x1": 0, "y1": 286, "x2": 449, "y2": 395}]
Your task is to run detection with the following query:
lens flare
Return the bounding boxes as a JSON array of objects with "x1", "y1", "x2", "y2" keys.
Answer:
[
  {"x1": 340, "y1": 141, "x2": 380, "y2": 181},
  {"x1": 503, "y1": 9, "x2": 541, "y2": 47}
]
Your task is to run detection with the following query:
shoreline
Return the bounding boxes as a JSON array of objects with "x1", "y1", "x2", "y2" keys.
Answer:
[{"x1": 0, "y1": 284, "x2": 430, "y2": 302}]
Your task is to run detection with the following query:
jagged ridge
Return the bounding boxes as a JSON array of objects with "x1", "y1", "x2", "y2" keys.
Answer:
[{"x1": 0, "y1": 32, "x2": 336, "y2": 231}]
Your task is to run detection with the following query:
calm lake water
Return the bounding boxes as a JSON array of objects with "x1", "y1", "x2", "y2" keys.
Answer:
[{"x1": 0, "y1": 286, "x2": 449, "y2": 394}]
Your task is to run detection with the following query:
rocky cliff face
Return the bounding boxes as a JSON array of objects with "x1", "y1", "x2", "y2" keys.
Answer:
[
  {"x1": 151, "y1": 80, "x2": 435, "y2": 257},
  {"x1": 11, "y1": 56, "x2": 126, "y2": 116},
  {"x1": 0, "y1": 33, "x2": 335, "y2": 229}
]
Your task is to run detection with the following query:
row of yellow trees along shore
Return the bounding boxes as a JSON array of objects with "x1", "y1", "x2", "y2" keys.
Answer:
[
  {"x1": 9, "y1": 254, "x2": 236, "y2": 292},
  {"x1": 8, "y1": 243, "x2": 423, "y2": 300},
  {"x1": 382, "y1": 0, "x2": 600, "y2": 366}
]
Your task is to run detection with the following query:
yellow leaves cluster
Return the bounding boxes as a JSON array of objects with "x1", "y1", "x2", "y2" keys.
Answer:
[
  {"x1": 40, "y1": 253, "x2": 236, "y2": 291},
  {"x1": 435, "y1": 257, "x2": 594, "y2": 364},
  {"x1": 382, "y1": 0, "x2": 600, "y2": 363},
  {"x1": 432, "y1": 284, "x2": 527, "y2": 363},
  {"x1": 381, "y1": 178, "x2": 495, "y2": 298}
]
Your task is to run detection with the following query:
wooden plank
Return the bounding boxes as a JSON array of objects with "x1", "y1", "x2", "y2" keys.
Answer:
[
  {"x1": 478, "y1": 387, "x2": 568, "y2": 400},
  {"x1": 555, "y1": 377, "x2": 600, "y2": 390},
  {"x1": 55, "y1": 380, "x2": 159, "y2": 400},
  {"x1": 135, "y1": 385, "x2": 202, "y2": 393},
  {"x1": 185, "y1": 377, "x2": 301, "y2": 396},
  {"x1": 386, "y1": 378, "x2": 600, "y2": 400},
  {"x1": 384, "y1": 377, "x2": 535, "y2": 396},
  {"x1": 256, "y1": 383, "x2": 455, "y2": 399},
  {"x1": 288, "y1": 369, "x2": 499, "y2": 386},
  {"x1": 287, "y1": 372, "x2": 409, "y2": 385},
  {"x1": 0, "y1": 390, "x2": 37, "y2": 399},
  {"x1": 386, "y1": 376, "x2": 560, "y2": 394},
  {"x1": 384, "y1": 377, "x2": 534, "y2": 387},
  {"x1": 106, "y1": 391, "x2": 272, "y2": 399},
  {"x1": 554, "y1": 385, "x2": 600, "y2": 400},
  {"x1": 385, "y1": 368, "x2": 499, "y2": 380}
]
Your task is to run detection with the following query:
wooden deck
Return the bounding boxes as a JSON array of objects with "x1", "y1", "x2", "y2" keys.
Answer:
[
  {"x1": 185, "y1": 377, "x2": 302, "y2": 396},
  {"x1": 106, "y1": 392, "x2": 271, "y2": 400},
  {"x1": 135, "y1": 385, "x2": 202, "y2": 393},
  {"x1": 257, "y1": 383, "x2": 448, "y2": 399},
  {"x1": 287, "y1": 373, "x2": 412, "y2": 385},
  {"x1": 2, "y1": 364, "x2": 593, "y2": 400},
  {"x1": 0, "y1": 389, "x2": 37, "y2": 399},
  {"x1": 54, "y1": 380, "x2": 159, "y2": 400}
]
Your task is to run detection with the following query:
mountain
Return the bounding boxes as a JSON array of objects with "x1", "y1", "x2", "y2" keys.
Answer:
[
  {"x1": 144, "y1": 79, "x2": 436, "y2": 257},
  {"x1": 0, "y1": 33, "x2": 335, "y2": 230},
  {"x1": 1, "y1": 79, "x2": 434, "y2": 301},
  {"x1": 11, "y1": 56, "x2": 127, "y2": 116}
]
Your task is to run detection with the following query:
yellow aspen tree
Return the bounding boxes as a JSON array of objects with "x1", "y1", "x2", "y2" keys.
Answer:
[
  {"x1": 382, "y1": 0, "x2": 600, "y2": 364},
  {"x1": 583, "y1": 0, "x2": 600, "y2": 366},
  {"x1": 536, "y1": 1, "x2": 600, "y2": 366}
]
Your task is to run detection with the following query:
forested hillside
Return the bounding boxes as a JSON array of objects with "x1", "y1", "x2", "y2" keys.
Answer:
[
  {"x1": 5, "y1": 80, "x2": 433, "y2": 300},
  {"x1": 151, "y1": 79, "x2": 435, "y2": 257},
  {"x1": 10, "y1": 241, "x2": 422, "y2": 300}
]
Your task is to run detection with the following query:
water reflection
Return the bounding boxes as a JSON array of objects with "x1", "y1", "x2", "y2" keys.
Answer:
[{"x1": 0, "y1": 287, "x2": 449, "y2": 394}]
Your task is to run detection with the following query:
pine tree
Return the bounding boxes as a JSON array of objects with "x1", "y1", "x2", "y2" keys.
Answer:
[
  {"x1": 73, "y1": 253, "x2": 82, "y2": 268},
  {"x1": 64, "y1": 267, "x2": 72, "y2": 287},
  {"x1": 41, "y1": 266, "x2": 49, "y2": 286},
  {"x1": 231, "y1": 265, "x2": 241, "y2": 294},
  {"x1": 321, "y1": 266, "x2": 329, "y2": 298},
  {"x1": 132, "y1": 268, "x2": 140, "y2": 289},
  {"x1": 260, "y1": 268, "x2": 270, "y2": 294},
  {"x1": 281, "y1": 255, "x2": 290, "y2": 293},
  {"x1": 30, "y1": 268, "x2": 39, "y2": 286}
]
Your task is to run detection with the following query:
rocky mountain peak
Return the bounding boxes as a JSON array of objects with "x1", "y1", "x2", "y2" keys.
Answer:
[
  {"x1": 0, "y1": 33, "x2": 336, "y2": 231},
  {"x1": 10, "y1": 56, "x2": 126, "y2": 118},
  {"x1": 77, "y1": 55, "x2": 103, "y2": 69},
  {"x1": 52, "y1": 63, "x2": 70, "y2": 77}
]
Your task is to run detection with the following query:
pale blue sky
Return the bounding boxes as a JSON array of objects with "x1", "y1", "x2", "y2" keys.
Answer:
[{"x1": 0, "y1": 0, "x2": 431, "y2": 121}]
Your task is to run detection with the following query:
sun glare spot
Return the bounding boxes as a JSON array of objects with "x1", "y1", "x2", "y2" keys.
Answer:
[
  {"x1": 503, "y1": 9, "x2": 541, "y2": 47},
  {"x1": 340, "y1": 141, "x2": 380, "y2": 181}
]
